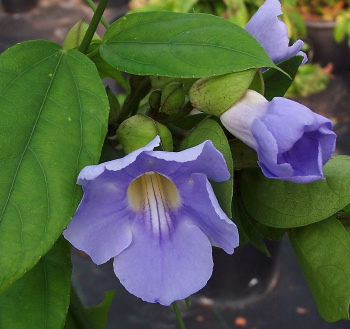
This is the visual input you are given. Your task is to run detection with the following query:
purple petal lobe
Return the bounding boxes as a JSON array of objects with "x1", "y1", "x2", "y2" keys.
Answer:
[
  {"x1": 63, "y1": 182, "x2": 133, "y2": 264},
  {"x1": 145, "y1": 140, "x2": 230, "y2": 182},
  {"x1": 179, "y1": 173, "x2": 239, "y2": 254},
  {"x1": 77, "y1": 136, "x2": 161, "y2": 183},
  {"x1": 113, "y1": 221, "x2": 213, "y2": 306},
  {"x1": 245, "y1": 0, "x2": 307, "y2": 64}
]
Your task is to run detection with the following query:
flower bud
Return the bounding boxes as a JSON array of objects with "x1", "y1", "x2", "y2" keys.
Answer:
[
  {"x1": 189, "y1": 69, "x2": 256, "y2": 117},
  {"x1": 63, "y1": 19, "x2": 100, "y2": 50},
  {"x1": 149, "y1": 90, "x2": 162, "y2": 112},
  {"x1": 116, "y1": 114, "x2": 173, "y2": 154},
  {"x1": 160, "y1": 82, "x2": 185, "y2": 115}
]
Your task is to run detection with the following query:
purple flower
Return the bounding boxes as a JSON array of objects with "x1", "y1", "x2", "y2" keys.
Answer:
[
  {"x1": 245, "y1": 0, "x2": 307, "y2": 65},
  {"x1": 220, "y1": 90, "x2": 336, "y2": 183},
  {"x1": 63, "y1": 137, "x2": 239, "y2": 305}
]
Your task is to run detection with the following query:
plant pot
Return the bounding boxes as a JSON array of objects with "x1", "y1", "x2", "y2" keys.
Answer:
[
  {"x1": 306, "y1": 20, "x2": 350, "y2": 73},
  {"x1": 1, "y1": 0, "x2": 39, "y2": 13},
  {"x1": 195, "y1": 241, "x2": 280, "y2": 308}
]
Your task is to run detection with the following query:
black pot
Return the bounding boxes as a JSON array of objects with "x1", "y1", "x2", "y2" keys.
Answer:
[
  {"x1": 306, "y1": 20, "x2": 350, "y2": 73},
  {"x1": 195, "y1": 241, "x2": 280, "y2": 308},
  {"x1": 2, "y1": 0, "x2": 39, "y2": 13}
]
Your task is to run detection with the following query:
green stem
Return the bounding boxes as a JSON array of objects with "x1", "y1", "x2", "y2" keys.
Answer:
[
  {"x1": 172, "y1": 302, "x2": 187, "y2": 329},
  {"x1": 84, "y1": 0, "x2": 110, "y2": 29},
  {"x1": 69, "y1": 287, "x2": 96, "y2": 329},
  {"x1": 118, "y1": 76, "x2": 151, "y2": 121},
  {"x1": 78, "y1": 0, "x2": 109, "y2": 54}
]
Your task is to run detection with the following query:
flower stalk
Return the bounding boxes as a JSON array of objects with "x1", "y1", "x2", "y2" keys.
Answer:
[
  {"x1": 172, "y1": 302, "x2": 187, "y2": 329},
  {"x1": 78, "y1": 0, "x2": 109, "y2": 54},
  {"x1": 84, "y1": 0, "x2": 110, "y2": 29}
]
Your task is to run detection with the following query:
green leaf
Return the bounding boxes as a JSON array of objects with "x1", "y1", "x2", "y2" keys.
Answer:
[
  {"x1": 232, "y1": 196, "x2": 271, "y2": 255},
  {"x1": 100, "y1": 11, "x2": 275, "y2": 77},
  {"x1": 89, "y1": 42, "x2": 129, "y2": 91},
  {"x1": 172, "y1": 113, "x2": 209, "y2": 130},
  {"x1": 87, "y1": 291, "x2": 116, "y2": 329},
  {"x1": 232, "y1": 194, "x2": 285, "y2": 255},
  {"x1": 229, "y1": 139, "x2": 258, "y2": 170},
  {"x1": 289, "y1": 216, "x2": 350, "y2": 322},
  {"x1": 240, "y1": 156, "x2": 350, "y2": 228},
  {"x1": 0, "y1": 40, "x2": 109, "y2": 292},
  {"x1": 180, "y1": 119, "x2": 233, "y2": 217},
  {"x1": 0, "y1": 237, "x2": 72, "y2": 329},
  {"x1": 263, "y1": 55, "x2": 303, "y2": 100}
]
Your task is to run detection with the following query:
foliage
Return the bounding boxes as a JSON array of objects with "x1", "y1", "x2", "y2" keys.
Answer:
[{"x1": 0, "y1": 0, "x2": 349, "y2": 328}]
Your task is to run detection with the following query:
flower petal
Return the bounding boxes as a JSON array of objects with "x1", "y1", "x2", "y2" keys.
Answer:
[
  {"x1": 257, "y1": 97, "x2": 319, "y2": 153},
  {"x1": 63, "y1": 181, "x2": 133, "y2": 264},
  {"x1": 251, "y1": 119, "x2": 294, "y2": 178},
  {"x1": 141, "y1": 140, "x2": 230, "y2": 182},
  {"x1": 113, "y1": 220, "x2": 213, "y2": 306},
  {"x1": 245, "y1": 0, "x2": 307, "y2": 64},
  {"x1": 77, "y1": 136, "x2": 161, "y2": 183},
  {"x1": 220, "y1": 90, "x2": 268, "y2": 149},
  {"x1": 178, "y1": 173, "x2": 239, "y2": 254}
]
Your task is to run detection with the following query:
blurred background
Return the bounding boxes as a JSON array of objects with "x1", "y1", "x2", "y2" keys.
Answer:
[{"x1": 1, "y1": 0, "x2": 350, "y2": 328}]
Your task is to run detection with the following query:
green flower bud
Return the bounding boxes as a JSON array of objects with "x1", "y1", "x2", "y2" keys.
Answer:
[
  {"x1": 160, "y1": 82, "x2": 185, "y2": 115},
  {"x1": 149, "y1": 90, "x2": 162, "y2": 112},
  {"x1": 63, "y1": 19, "x2": 100, "y2": 50},
  {"x1": 150, "y1": 76, "x2": 197, "y2": 93},
  {"x1": 189, "y1": 69, "x2": 257, "y2": 117},
  {"x1": 116, "y1": 114, "x2": 173, "y2": 154}
]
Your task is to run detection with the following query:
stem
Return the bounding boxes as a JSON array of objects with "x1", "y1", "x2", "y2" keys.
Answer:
[
  {"x1": 84, "y1": 0, "x2": 110, "y2": 29},
  {"x1": 69, "y1": 287, "x2": 96, "y2": 329},
  {"x1": 172, "y1": 302, "x2": 187, "y2": 329},
  {"x1": 78, "y1": 0, "x2": 109, "y2": 54}
]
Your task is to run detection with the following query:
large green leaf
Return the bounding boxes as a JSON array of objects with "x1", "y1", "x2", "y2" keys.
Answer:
[
  {"x1": 100, "y1": 11, "x2": 275, "y2": 77},
  {"x1": 0, "y1": 41, "x2": 109, "y2": 292},
  {"x1": 240, "y1": 156, "x2": 350, "y2": 228},
  {"x1": 289, "y1": 217, "x2": 350, "y2": 322},
  {"x1": 180, "y1": 119, "x2": 233, "y2": 217},
  {"x1": 0, "y1": 237, "x2": 72, "y2": 329},
  {"x1": 232, "y1": 194, "x2": 285, "y2": 255}
]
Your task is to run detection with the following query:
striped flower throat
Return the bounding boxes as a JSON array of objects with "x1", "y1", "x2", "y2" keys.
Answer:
[{"x1": 128, "y1": 171, "x2": 180, "y2": 217}]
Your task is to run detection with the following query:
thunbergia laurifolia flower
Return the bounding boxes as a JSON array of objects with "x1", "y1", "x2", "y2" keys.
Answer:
[
  {"x1": 64, "y1": 136, "x2": 239, "y2": 305},
  {"x1": 221, "y1": 90, "x2": 336, "y2": 183},
  {"x1": 245, "y1": 0, "x2": 307, "y2": 65}
]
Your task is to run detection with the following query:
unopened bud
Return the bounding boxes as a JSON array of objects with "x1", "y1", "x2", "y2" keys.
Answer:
[
  {"x1": 116, "y1": 114, "x2": 173, "y2": 154},
  {"x1": 63, "y1": 20, "x2": 100, "y2": 50},
  {"x1": 149, "y1": 90, "x2": 162, "y2": 112},
  {"x1": 160, "y1": 82, "x2": 185, "y2": 115},
  {"x1": 189, "y1": 69, "x2": 257, "y2": 116}
]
